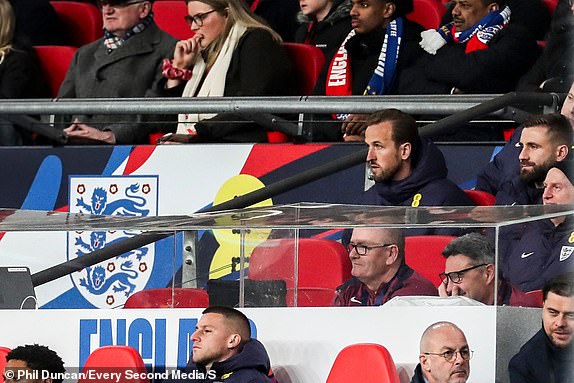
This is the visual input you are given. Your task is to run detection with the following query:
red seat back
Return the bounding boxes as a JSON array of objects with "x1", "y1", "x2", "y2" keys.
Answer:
[
  {"x1": 51, "y1": 1, "x2": 103, "y2": 47},
  {"x1": 0, "y1": 347, "x2": 11, "y2": 383},
  {"x1": 464, "y1": 190, "x2": 496, "y2": 206},
  {"x1": 153, "y1": 1, "x2": 194, "y2": 40},
  {"x1": 326, "y1": 343, "x2": 400, "y2": 383},
  {"x1": 405, "y1": 235, "x2": 456, "y2": 287},
  {"x1": 80, "y1": 346, "x2": 148, "y2": 383},
  {"x1": 525, "y1": 289, "x2": 544, "y2": 308},
  {"x1": 542, "y1": 0, "x2": 558, "y2": 15},
  {"x1": 124, "y1": 288, "x2": 209, "y2": 308},
  {"x1": 249, "y1": 238, "x2": 351, "y2": 306},
  {"x1": 266, "y1": 43, "x2": 326, "y2": 143},
  {"x1": 406, "y1": 0, "x2": 446, "y2": 29},
  {"x1": 34, "y1": 46, "x2": 77, "y2": 98}
]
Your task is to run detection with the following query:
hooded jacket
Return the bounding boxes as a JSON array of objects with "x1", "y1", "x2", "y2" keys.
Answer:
[
  {"x1": 178, "y1": 339, "x2": 272, "y2": 383},
  {"x1": 362, "y1": 138, "x2": 472, "y2": 207},
  {"x1": 294, "y1": 0, "x2": 352, "y2": 62}
]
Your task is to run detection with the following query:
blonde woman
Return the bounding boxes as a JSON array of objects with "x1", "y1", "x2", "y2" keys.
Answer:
[
  {"x1": 0, "y1": 0, "x2": 43, "y2": 144},
  {"x1": 0, "y1": 0, "x2": 42, "y2": 99},
  {"x1": 158, "y1": 0, "x2": 292, "y2": 143}
]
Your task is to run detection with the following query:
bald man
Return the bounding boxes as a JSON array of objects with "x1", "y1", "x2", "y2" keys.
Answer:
[
  {"x1": 411, "y1": 321, "x2": 471, "y2": 383},
  {"x1": 177, "y1": 306, "x2": 273, "y2": 383}
]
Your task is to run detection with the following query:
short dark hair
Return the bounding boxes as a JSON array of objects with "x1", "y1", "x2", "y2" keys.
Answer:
[
  {"x1": 365, "y1": 108, "x2": 420, "y2": 156},
  {"x1": 543, "y1": 272, "x2": 574, "y2": 301},
  {"x1": 521, "y1": 113, "x2": 573, "y2": 147},
  {"x1": 441, "y1": 233, "x2": 494, "y2": 264},
  {"x1": 203, "y1": 306, "x2": 251, "y2": 340},
  {"x1": 6, "y1": 345, "x2": 65, "y2": 383}
]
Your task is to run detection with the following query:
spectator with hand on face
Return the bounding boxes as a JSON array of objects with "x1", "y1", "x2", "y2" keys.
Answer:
[{"x1": 156, "y1": 0, "x2": 292, "y2": 144}]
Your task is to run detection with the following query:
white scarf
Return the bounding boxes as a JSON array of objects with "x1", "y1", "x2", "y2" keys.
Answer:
[{"x1": 177, "y1": 24, "x2": 247, "y2": 134}]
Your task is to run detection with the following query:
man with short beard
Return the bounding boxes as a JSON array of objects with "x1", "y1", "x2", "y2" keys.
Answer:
[
  {"x1": 509, "y1": 273, "x2": 574, "y2": 383},
  {"x1": 494, "y1": 113, "x2": 571, "y2": 205},
  {"x1": 361, "y1": 108, "x2": 471, "y2": 207}
]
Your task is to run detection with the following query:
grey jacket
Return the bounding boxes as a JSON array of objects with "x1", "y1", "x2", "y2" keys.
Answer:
[{"x1": 58, "y1": 22, "x2": 177, "y2": 144}]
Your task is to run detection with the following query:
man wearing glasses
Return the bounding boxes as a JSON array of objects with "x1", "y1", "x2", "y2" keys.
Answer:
[
  {"x1": 410, "y1": 321, "x2": 471, "y2": 383},
  {"x1": 58, "y1": 0, "x2": 177, "y2": 144},
  {"x1": 334, "y1": 227, "x2": 437, "y2": 306},
  {"x1": 438, "y1": 233, "x2": 538, "y2": 306},
  {"x1": 509, "y1": 273, "x2": 574, "y2": 383}
]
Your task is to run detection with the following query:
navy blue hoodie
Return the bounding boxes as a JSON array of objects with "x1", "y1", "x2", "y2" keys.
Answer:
[
  {"x1": 362, "y1": 138, "x2": 472, "y2": 207},
  {"x1": 176, "y1": 339, "x2": 272, "y2": 383}
]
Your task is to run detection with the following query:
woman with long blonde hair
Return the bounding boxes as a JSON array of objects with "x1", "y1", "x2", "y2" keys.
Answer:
[
  {"x1": 0, "y1": 0, "x2": 44, "y2": 144},
  {"x1": 158, "y1": 0, "x2": 293, "y2": 143}
]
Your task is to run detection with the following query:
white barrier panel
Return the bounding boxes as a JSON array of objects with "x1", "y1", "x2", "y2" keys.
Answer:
[{"x1": 0, "y1": 306, "x2": 496, "y2": 383}]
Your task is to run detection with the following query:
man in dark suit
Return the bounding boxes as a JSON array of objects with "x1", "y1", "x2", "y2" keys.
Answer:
[{"x1": 58, "y1": 0, "x2": 177, "y2": 144}]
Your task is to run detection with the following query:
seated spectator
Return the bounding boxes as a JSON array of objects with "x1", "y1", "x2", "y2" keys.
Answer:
[
  {"x1": 157, "y1": 0, "x2": 292, "y2": 144},
  {"x1": 476, "y1": 86, "x2": 574, "y2": 196},
  {"x1": 309, "y1": 0, "x2": 424, "y2": 141},
  {"x1": 495, "y1": 113, "x2": 571, "y2": 205},
  {"x1": 4, "y1": 344, "x2": 66, "y2": 383},
  {"x1": 334, "y1": 227, "x2": 437, "y2": 306},
  {"x1": 397, "y1": 0, "x2": 539, "y2": 94},
  {"x1": 58, "y1": 0, "x2": 178, "y2": 145},
  {"x1": 501, "y1": 159, "x2": 574, "y2": 292},
  {"x1": 439, "y1": 0, "x2": 551, "y2": 41},
  {"x1": 294, "y1": 0, "x2": 351, "y2": 63},
  {"x1": 508, "y1": 273, "x2": 574, "y2": 383},
  {"x1": 9, "y1": 0, "x2": 66, "y2": 46},
  {"x1": 410, "y1": 321, "x2": 472, "y2": 383},
  {"x1": 439, "y1": 233, "x2": 539, "y2": 306},
  {"x1": 517, "y1": 0, "x2": 574, "y2": 93},
  {"x1": 0, "y1": 0, "x2": 46, "y2": 145},
  {"x1": 361, "y1": 109, "x2": 472, "y2": 207},
  {"x1": 171, "y1": 306, "x2": 273, "y2": 383}
]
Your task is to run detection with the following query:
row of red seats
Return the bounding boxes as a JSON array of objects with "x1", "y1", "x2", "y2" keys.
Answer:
[{"x1": 0, "y1": 342, "x2": 403, "y2": 383}]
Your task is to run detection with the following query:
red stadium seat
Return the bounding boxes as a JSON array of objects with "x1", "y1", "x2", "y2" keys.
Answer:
[
  {"x1": 153, "y1": 1, "x2": 194, "y2": 40},
  {"x1": 406, "y1": 0, "x2": 446, "y2": 30},
  {"x1": 0, "y1": 347, "x2": 11, "y2": 383},
  {"x1": 326, "y1": 343, "x2": 400, "y2": 383},
  {"x1": 34, "y1": 46, "x2": 77, "y2": 98},
  {"x1": 464, "y1": 190, "x2": 496, "y2": 206},
  {"x1": 51, "y1": 1, "x2": 103, "y2": 47},
  {"x1": 80, "y1": 346, "x2": 148, "y2": 383},
  {"x1": 249, "y1": 238, "x2": 351, "y2": 306},
  {"x1": 124, "y1": 288, "x2": 209, "y2": 308},
  {"x1": 266, "y1": 43, "x2": 326, "y2": 143},
  {"x1": 542, "y1": 0, "x2": 558, "y2": 15},
  {"x1": 405, "y1": 235, "x2": 456, "y2": 287},
  {"x1": 525, "y1": 289, "x2": 544, "y2": 308}
]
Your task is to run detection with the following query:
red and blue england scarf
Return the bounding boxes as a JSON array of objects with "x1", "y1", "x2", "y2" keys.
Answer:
[
  {"x1": 325, "y1": 18, "x2": 403, "y2": 120},
  {"x1": 438, "y1": 6, "x2": 511, "y2": 53}
]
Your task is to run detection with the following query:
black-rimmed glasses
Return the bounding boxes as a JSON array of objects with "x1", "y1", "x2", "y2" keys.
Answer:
[
  {"x1": 423, "y1": 349, "x2": 474, "y2": 363},
  {"x1": 346, "y1": 243, "x2": 394, "y2": 256},
  {"x1": 439, "y1": 264, "x2": 488, "y2": 285},
  {"x1": 184, "y1": 9, "x2": 218, "y2": 27}
]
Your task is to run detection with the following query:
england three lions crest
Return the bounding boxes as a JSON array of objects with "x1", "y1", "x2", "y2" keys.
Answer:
[{"x1": 68, "y1": 176, "x2": 158, "y2": 308}]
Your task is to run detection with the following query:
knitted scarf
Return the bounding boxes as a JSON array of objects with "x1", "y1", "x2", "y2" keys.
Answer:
[
  {"x1": 104, "y1": 13, "x2": 154, "y2": 52},
  {"x1": 420, "y1": 6, "x2": 510, "y2": 54},
  {"x1": 176, "y1": 24, "x2": 247, "y2": 134},
  {"x1": 325, "y1": 17, "x2": 403, "y2": 120}
]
